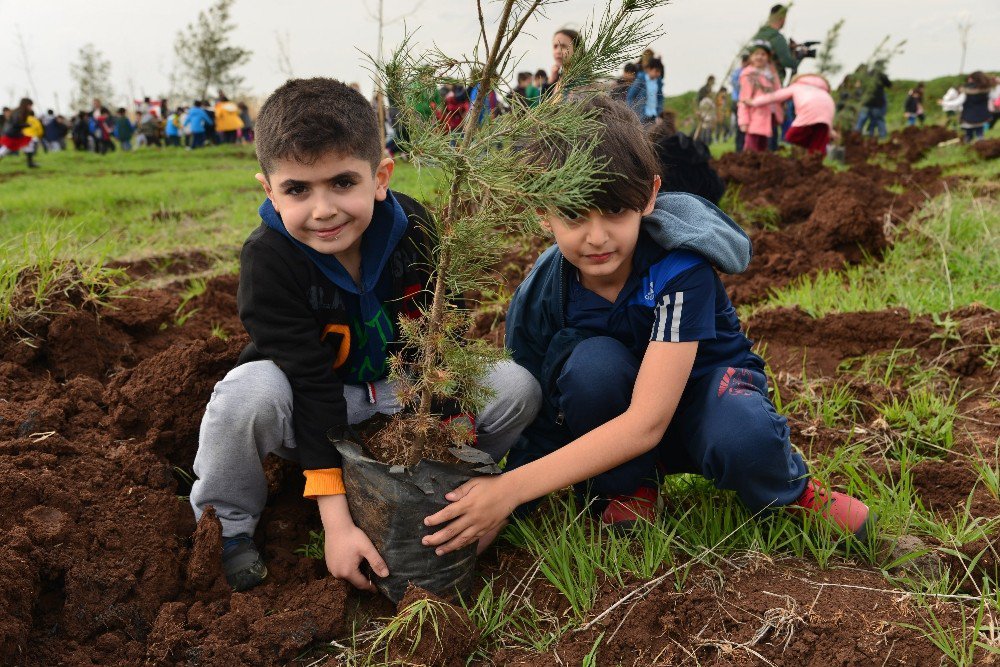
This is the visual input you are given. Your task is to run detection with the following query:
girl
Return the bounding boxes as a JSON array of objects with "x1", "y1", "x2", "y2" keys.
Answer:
[
  {"x1": 550, "y1": 28, "x2": 582, "y2": 97},
  {"x1": 737, "y1": 41, "x2": 783, "y2": 152},
  {"x1": 959, "y1": 71, "x2": 992, "y2": 143},
  {"x1": 0, "y1": 98, "x2": 40, "y2": 168},
  {"x1": 745, "y1": 73, "x2": 835, "y2": 155}
]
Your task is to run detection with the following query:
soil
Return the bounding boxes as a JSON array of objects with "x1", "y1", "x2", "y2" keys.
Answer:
[
  {"x1": 387, "y1": 585, "x2": 481, "y2": 667},
  {"x1": 1, "y1": 127, "x2": 996, "y2": 665},
  {"x1": 714, "y1": 146, "x2": 948, "y2": 304},
  {"x1": 973, "y1": 138, "x2": 1000, "y2": 160}
]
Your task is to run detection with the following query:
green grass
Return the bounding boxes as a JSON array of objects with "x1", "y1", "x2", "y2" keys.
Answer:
[
  {"x1": 0, "y1": 147, "x2": 434, "y2": 267},
  {"x1": 750, "y1": 186, "x2": 1000, "y2": 318}
]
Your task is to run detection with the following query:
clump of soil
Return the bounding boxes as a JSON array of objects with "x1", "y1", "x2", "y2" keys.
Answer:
[
  {"x1": 842, "y1": 125, "x2": 958, "y2": 165},
  {"x1": 973, "y1": 138, "x2": 1000, "y2": 160},
  {"x1": 715, "y1": 148, "x2": 947, "y2": 304},
  {"x1": 386, "y1": 585, "x2": 480, "y2": 667}
]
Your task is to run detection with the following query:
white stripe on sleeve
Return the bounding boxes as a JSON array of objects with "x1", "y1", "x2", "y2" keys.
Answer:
[
  {"x1": 670, "y1": 291, "x2": 684, "y2": 342},
  {"x1": 654, "y1": 293, "x2": 670, "y2": 341}
]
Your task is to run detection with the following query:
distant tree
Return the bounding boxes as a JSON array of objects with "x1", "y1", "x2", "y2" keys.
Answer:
[
  {"x1": 815, "y1": 19, "x2": 845, "y2": 78},
  {"x1": 70, "y1": 44, "x2": 114, "y2": 111},
  {"x1": 173, "y1": 0, "x2": 251, "y2": 100},
  {"x1": 956, "y1": 15, "x2": 972, "y2": 75}
]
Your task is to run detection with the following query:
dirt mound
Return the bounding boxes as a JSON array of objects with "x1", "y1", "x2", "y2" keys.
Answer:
[
  {"x1": 973, "y1": 138, "x2": 1000, "y2": 160},
  {"x1": 387, "y1": 585, "x2": 481, "y2": 667},
  {"x1": 715, "y1": 150, "x2": 946, "y2": 304},
  {"x1": 842, "y1": 125, "x2": 958, "y2": 165}
]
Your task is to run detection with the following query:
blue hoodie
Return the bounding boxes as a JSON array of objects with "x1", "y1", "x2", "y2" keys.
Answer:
[{"x1": 184, "y1": 106, "x2": 213, "y2": 133}]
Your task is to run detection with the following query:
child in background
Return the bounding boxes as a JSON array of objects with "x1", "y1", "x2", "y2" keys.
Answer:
[
  {"x1": 184, "y1": 100, "x2": 213, "y2": 149},
  {"x1": 534, "y1": 69, "x2": 550, "y2": 99},
  {"x1": 166, "y1": 108, "x2": 184, "y2": 147},
  {"x1": 511, "y1": 72, "x2": 538, "y2": 110},
  {"x1": 904, "y1": 83, "x2": 925, "y2": 127},
  {"x1": 959, "y1": 71, "x2": 992, "y2": 143},
  {"x1": 696, "y1": 94, "x2": 716, "y2": 145},
  {"x1": 421, "y1": 96, "x2": 873, "y2": 554},
  {"x1": 938, "y1": 85, "x2": 963, "y2": 130},
  {"x1": 1, "y1": 98, "x2": 41, "y2": 168},
  {"x1": 627, "y1": 57, "x2": 664, "y2": 124},
  {"x1": 745, "y1": 73, "x2": 835, "y2": 155},
  {"x1": 737, "y1": 41, "x2": 782, "y2": 152},
  {"x1": 714, "y1": 87, "x2": 731, "y2": 142},
  {"x1": 91, "y1": 108, "x2": 116, "y2": 154},
  {"x1": 114, "y1": 108, "x2": 135, "y2": 151}
]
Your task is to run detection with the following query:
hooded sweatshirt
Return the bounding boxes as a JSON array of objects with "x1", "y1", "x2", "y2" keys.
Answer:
[
  {"x1": 505, "y1": 192, "x2": 754, "y2": 460},
  {"x1": 748, "y1": 74, "x2": 835, "y2": 128},
  {"x1": 237, "y1": 190, "x2": 435, "y2": 495}
]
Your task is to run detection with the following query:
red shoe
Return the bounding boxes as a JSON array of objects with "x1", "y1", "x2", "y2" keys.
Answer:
[
  {"x1": 600, "y1": 486, "x2": 661, "y2": 529},
  {"x1": 792, "y1": 479, "x2": 874, "y2": 542}
]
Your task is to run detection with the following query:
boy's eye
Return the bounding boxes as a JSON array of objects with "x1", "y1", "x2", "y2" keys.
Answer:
[
  {"x1": 333, "y1": 178, "x2": 356, "y2": 189},
  {"x1": 285, "y1": 185, "x2": 307, "y2": 196}
]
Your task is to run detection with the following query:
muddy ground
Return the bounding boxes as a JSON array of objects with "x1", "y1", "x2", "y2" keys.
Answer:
[{"x1": 2, "y1": 126, "x2": 997, "y2": 665}]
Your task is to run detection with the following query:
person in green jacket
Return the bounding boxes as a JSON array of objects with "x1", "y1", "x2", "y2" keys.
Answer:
[
  {"x1": 752, "y1": 4, "x2": 799, "y2": 84},
  {"x1": 113, "y1": 108, "x2": 135, "y2": 151}
]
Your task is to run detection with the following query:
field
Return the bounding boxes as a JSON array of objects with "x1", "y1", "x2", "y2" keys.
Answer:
[{"x1": 1, "y1": 125, "x2": 999, "y2": 666}]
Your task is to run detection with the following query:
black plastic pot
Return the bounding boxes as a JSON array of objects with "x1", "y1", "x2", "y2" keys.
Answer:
[{"x1": 334, "y1": 438, "x2": 499, "y2": 604}]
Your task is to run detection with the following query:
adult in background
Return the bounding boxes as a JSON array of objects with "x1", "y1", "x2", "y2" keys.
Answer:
[
  {"x1": 550, "y1": 28, "x2": 582, "y2": 97},
  {"x1": 214, "y1": 93, "x2": 244, "y2": 144},
  {"x1": 854, "y1": 65, "x2": 892, "y2": 140},
  {"x1": 238, "y1": 101, "x2": 254, "y2": 142},
  {"x1": 696, "y1": 75, "x2": 715, "y2": 104},
  {"x1": 752, "y1": 5, "x2": 799, "y2": 85}
]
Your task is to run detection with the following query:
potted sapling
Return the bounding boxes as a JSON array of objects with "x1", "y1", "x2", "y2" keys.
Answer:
[{"x1": 334, "y1": 0, "x2": 666, "y2": 603}]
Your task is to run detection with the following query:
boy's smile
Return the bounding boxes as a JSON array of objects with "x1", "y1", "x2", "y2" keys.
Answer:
[{"x1": 256, "y1": 152, "x2": 394, "y2": 274}]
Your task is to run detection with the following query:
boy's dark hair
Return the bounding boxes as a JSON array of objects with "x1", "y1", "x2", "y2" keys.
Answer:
[
  {"x1": 117, "y1": 107, "x2": 126, "y2": 114},
  {"x1": 646, "y1": 58, "x2": 664, "y2": 73},
  {"x1": 518, "y1": 71, "x2": 532, "y2": 84},
  {"x1": 623, "y1": 63, "x2": 638, "y2": 75},
  {"x1": 535, "y1": 69, "x2": 548, "y2": 80},
  {"x1": 770, "y1": 4, "x2": 786, "y2": 16},
  {"x1": 254, "y1": 77, "x2": 382, "y2": 176},
  {"x1": 527, "y1": 96, "x2": 659, "y2": 215},
  {"x1": 194, "y1": 100, "x2": 203, "y2": 108}
]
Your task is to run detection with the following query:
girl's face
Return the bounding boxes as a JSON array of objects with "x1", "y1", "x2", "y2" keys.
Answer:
[
  {"x1": 749, "y1": 48, "x2": 770, "y2": 69},
  {"x1": 553, "y1": 32, "x2": 575, "y2": 65}
]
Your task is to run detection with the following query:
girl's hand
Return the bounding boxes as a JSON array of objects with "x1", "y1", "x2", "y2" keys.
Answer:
[
  {"x1": 739, "y1": 124, "x2": 749, "y2": 132},
  {"x1": 422, "y1": 476, "x2": 516, "y2": 555}
]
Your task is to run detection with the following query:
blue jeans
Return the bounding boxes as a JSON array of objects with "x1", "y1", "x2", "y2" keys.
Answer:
[
  {"x1": 510, "y1": 336, "x2": 809, "y2": 513},
  {"x1": 856, "y1": 105, "x2": 887, "y2": 139},
  {"x1": 190, "y1": 132, "x2": 206, "y2": 149}
]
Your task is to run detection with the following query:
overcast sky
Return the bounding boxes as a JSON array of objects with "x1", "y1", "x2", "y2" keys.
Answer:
[{"x1": 1, "y1": 0, "x2": 996, "y2": 112}]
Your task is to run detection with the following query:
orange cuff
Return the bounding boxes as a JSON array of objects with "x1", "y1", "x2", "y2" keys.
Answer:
[{"x1": 303, "y1": 467, "x2": 346, "y2": 499}]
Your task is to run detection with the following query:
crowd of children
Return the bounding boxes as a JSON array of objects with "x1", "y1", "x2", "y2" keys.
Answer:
[{"x1": 0, "y1": 92, "x2": 256, "y2": 168}]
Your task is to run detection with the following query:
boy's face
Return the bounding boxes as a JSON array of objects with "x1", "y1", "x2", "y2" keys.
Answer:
[
  {"x1": 540, "y1": 176, "x2": 661, "y2": 290},
  {"x1": 645, "y1": 67, "x2": 662, "y2": 81},
  {"x1": 256, "y1": 151, "x2": 394, "y2": 258}
]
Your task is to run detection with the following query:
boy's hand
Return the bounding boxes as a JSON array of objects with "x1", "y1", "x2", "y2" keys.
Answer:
[
  {"x1": 316, "y1": 493, "x2": 389, "y2": 592},
  {"x1": 324, "y1": 524, "x2": 389, "y2": 592},
  {"x1": 422, "y1": 476, "x2": 516, "y2": 555}
]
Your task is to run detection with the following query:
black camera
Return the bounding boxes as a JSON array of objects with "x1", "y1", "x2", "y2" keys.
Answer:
[{"x1": 790, "y1": 39, "x2": 820, "y2": 59}]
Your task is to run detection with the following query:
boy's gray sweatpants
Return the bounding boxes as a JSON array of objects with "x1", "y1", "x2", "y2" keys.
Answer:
[{"x1": 190, "y1": 360, "x2": 541, "y2": 538}]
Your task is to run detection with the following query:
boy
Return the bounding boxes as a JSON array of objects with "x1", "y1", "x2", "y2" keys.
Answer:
[
  {"x1": 534, "y1": 69, "x2": 550, "y2": 99},
  {"x1": 113, "y1": 108, "x2": 134, "y2": 151},
  {"x1": 190, "y1": 78, "x2": 540, "y2": 592},
  {"x1": 422, "y1": 96, "x2": 872, "y2": 555},
  {"x1": 626, "y1": 57, "x2": 664, "y2": 124},
  {"x1": 183, "y1": 100, "x2": 212, "y2": 149}
]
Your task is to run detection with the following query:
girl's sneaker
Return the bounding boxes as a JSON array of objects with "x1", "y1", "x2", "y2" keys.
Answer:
[
  {"x1": 792, "y1": 479, "x2": 874, "y2": 542},
  {"x1": 222, "y1": 535, "x2": 268, "y2": 591},
  {"x1": 600, "y1": 486, "x2": 662, "y2": 530}
]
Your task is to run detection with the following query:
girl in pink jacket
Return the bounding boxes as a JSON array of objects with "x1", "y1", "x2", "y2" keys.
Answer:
[
  {"x1": 737, "y1": 42, "x2": 783, "y2": 152},
  {"x1": 747, "y1": 73, "x2": 835, "y2": 155}
]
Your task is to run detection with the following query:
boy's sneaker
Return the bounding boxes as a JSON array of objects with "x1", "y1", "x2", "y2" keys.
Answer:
[
  {"x1": 600, "y1": 486, "x2": 662, "y2": 530},
  {"x1": 222, "y1": 535, "x2": 268, "y2": 592},
  {"x1": 792, "y1": 479, "x2": 875, "y2": 542}
]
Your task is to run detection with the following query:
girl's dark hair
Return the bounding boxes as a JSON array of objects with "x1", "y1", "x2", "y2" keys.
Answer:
[
  {"x1": 527, "y1": 96, "x2": 660, "y2": 215},
  {"x1": 967, "y1": 71, "x2": 990, "y2": 90},
  {"x1": 555, "y1": 28, "x2": 583, "y2": 50},
  {"x1": 255, "y1": 77, "x2": 382, "y2": 176},
  {"x1": 18, "y1": 98, "x2": 33, "y2": 112}
]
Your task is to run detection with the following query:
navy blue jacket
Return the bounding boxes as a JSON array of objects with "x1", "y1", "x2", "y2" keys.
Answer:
[{"x1": 504, "y1": 192, "x2": 751, "y2": 468}]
